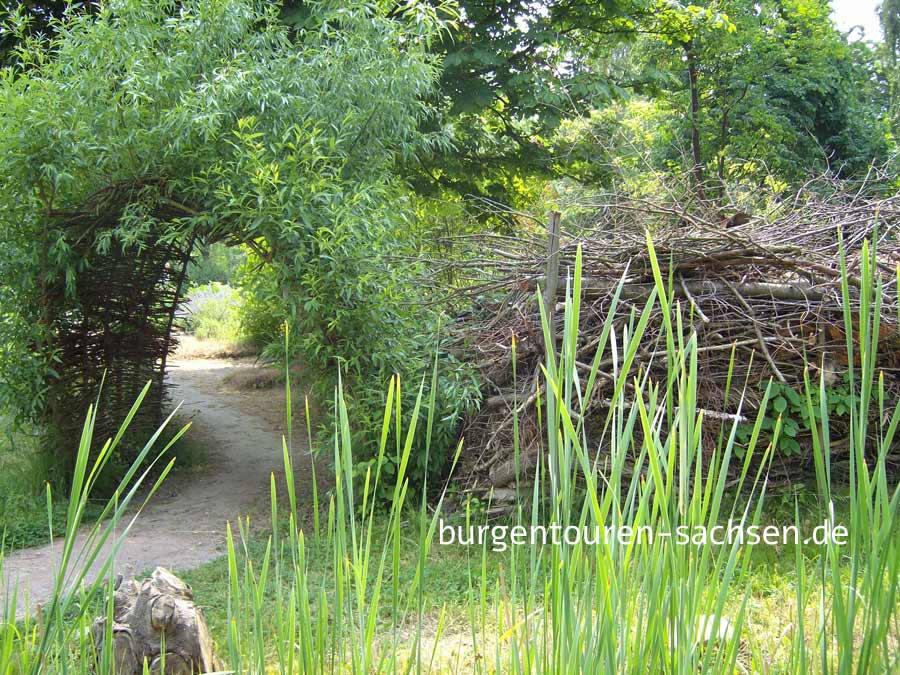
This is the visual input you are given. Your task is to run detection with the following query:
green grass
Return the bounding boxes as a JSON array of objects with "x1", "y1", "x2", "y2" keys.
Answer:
[
  {"x1": 174, "y1": 483, "x2": 870, "y2": 673},
  {"x1": 0, "y1": 414, "x2": 206, "y2": 553},
  {"x1": 2, "y1": 234, "x2": 898, "y2": 673},
  {"x1": 0, "y1": 421, "x2": 102, "y2": 552},
  {"x1": 180, "y1": 514, "x2": 507, "y2": 645}
]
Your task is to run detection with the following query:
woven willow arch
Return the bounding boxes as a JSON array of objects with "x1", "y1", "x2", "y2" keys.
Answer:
[{"x1": 42, "y1": 179, "x2": 200, "y2": 471}]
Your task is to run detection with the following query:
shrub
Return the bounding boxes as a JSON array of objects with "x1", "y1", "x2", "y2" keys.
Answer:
[
  {"x1": 235, "y1": 251, "x2": 283, "y2": 351},
  {"x1": 188, "y1": 243, "x2": 247, "y2": 287},
  {"x1": 234, "y1": 214, "x2": 482, "y2": 497},
  {"x1": 181, "y1": 283, "x2": 243, "y2": 343},
  {"x1": 0, "y1": 0, "x2": 457, "y2": 478},
  {"x1": 736, "y1": 376, "x2": 858, "y2": 457}
]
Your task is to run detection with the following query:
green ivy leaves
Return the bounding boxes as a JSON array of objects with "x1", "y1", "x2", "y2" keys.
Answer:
[{"x1": 736, "y1": 376, "x2": 857, "y2": 457}]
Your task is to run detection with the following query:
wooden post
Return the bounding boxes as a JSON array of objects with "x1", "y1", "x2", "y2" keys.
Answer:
[{"x1": 544, "y1": 210, "x2": 561, "y2": 350}]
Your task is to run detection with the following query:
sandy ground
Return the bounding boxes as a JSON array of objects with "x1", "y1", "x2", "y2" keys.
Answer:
[{"x1": 1, "y1": 358, "x2": 322, "y2": 620}]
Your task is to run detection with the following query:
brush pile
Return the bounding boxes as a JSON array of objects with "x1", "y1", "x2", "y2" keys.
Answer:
[{"x1": 443, "y1": 179, "x2": 900, "y2": 493}]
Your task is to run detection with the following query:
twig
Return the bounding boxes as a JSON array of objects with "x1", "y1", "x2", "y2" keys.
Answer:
[
  {"x1": 720, "y1": 277, "x2": 787, "y2": 383},
  {"x1": 679, "y1": 274, "x2": 710, "y2": 323}
]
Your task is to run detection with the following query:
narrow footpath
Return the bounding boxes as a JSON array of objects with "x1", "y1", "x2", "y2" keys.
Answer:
[{"x1": 1, "y1": 358, "x2": 317, "y2": 619}]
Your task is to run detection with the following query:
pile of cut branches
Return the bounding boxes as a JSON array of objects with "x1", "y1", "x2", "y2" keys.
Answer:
[{"x1": 443, "y1": 178, "x2": 900, "y2": 494}]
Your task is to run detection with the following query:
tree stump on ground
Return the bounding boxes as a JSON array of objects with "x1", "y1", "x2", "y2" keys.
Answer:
[{"x1": 92, "y1": 567, "x2": 222, "y2": 674}]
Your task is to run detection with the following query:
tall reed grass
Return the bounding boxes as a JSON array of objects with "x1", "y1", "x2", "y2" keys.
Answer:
[{"x1": 1, "y1": 235, "x2": 898, "y2": 673}]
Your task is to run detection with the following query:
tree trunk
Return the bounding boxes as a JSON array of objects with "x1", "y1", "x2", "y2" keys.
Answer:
[
  {"x1": 683, "y1": 40, "x2": 707, "y2": 202},
  {"x1": 92, "y1": 567, "x2": 222, "y2": 674}
]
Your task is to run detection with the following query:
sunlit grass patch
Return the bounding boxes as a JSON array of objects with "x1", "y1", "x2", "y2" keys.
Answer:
[{"x1": 173, "y1": 334, "x2": 257, "y2": 360}]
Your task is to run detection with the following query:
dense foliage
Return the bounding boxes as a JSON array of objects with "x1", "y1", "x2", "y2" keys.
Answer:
[
  {"x1": 187, "y1": 243, "x2": 247, "y2": 287},
  {"x1": 404, "y1": 0, "x2": 896, "y2": 211},
  {"x1": 2, "y1": 0, "x2": 899, "y2": 494},
  {"x1": 1, "y1": 3, "x2": 900, "y2": 668},
  {"x1": 634, "y1": 0, "x2": 891, "y2": 188},
  {"x1": 0, "y1": 0, "x2": 478, "y2": 488}
]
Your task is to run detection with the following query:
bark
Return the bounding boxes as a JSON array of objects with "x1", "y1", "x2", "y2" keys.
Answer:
[
  {"x1": 683, "y1": 40, "x2": 708, "y2": 202},
  {"x1": 92, "y1": 567, "x2": 222, "y2": 675},
  {"x1": 489, "y1": 450, "x2": 539, "y2": 488},
  {"x1": 530, "y1": 277, "x2": 825, "y2": 303}
]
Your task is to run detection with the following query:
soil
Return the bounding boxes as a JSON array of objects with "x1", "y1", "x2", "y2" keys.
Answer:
[{"x1": 1, "y1": 358, "x2": 325, "y2": 620}]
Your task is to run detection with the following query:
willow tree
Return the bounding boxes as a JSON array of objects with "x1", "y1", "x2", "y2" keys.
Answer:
[{"x1": 0, "y1": 0, "x2": 476, "y2": 482}]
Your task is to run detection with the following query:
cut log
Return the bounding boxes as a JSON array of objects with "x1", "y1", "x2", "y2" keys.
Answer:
[
  {"x1": 529, "y1": 277, "x2": 826, "y2": 302},
  {"x1": 92, "y1": 567, "x2": 221, "y2": 675},
  {"x1": 489, "y1": 448, "x2": 539, "y2": 487}
]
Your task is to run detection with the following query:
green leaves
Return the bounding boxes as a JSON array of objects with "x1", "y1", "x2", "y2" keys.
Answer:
[
  {"x1": 626, "y1": 0, "x2": 891, "y2": 188},
  {"x1": 0, "y1": 0, "x2": 458, "y2": 451},
  {"x1": 735, "y1": 377, "x2": 859, "y2": 457}
]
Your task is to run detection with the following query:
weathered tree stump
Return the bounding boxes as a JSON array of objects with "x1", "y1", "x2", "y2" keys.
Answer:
[{"x1": 92, "y1": 567, "x2": 222, "y2": 674}]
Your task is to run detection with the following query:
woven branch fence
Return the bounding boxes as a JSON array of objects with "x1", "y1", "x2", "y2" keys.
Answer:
[{"x1": 41, "y1": 179, "x2": 197, "y2": 474}]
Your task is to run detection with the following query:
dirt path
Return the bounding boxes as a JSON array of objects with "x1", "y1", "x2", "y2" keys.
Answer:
[{"x1": 1, "y1": 358, "x2": 320, "y2": 619}]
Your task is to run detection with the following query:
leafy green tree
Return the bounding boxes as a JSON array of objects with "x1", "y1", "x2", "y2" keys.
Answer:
[
  {"x1": 634, "y1": 0, "x2": 891, "y2": 192},
  {"x1": 557, "y1": 0, "x2": 892, "y2": 200},
  {"x1": 397, "y1": 0, "x2": 653, "y2": 209},
  {"x1": 881, "y1": 0, "x2": 900, "y2": 133}
]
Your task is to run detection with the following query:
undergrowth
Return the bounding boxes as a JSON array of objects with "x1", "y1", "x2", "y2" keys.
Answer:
[
  {"x1": 0, "y1": 415, "x2": 205, "y2": 552},
  {"x1": 1, "y1": 235, "x2": 898, "y2": 674}
]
